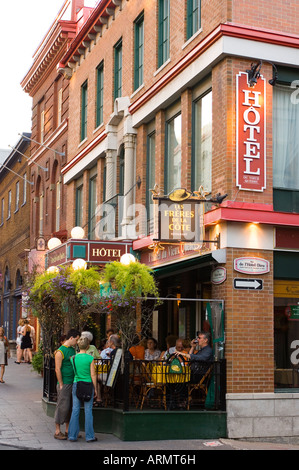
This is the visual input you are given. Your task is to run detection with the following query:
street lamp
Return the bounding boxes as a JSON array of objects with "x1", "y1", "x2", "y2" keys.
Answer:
[
  {"x1": 71, "y1": 226, "x2": 85, "y2": 239},
  {"x1": 72, "y1": 258, "x2": 87, "y2": 270},
  {"x1": 120, "y1": 253, "x2": 136, "y2": 265},
  {"x1": 47, "y1": 237, "x2": 62, "y2": 250}
]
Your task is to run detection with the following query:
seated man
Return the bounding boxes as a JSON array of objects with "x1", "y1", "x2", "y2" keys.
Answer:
[
  {"x1": 175, "y1": 331, "x2": 213, "y2": 383},
  {"x1": 174, "y1": 331, "x2": 213, "y2": 362}
]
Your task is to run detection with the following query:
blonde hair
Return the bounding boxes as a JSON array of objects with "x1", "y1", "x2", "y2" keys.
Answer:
[{"x1": 77, "y1": 336, "x2": 90, "y2": 350}]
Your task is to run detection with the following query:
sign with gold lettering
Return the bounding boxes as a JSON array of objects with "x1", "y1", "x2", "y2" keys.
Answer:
[
  {"x1": 45, "y1": 240, "x2": 132, "y2": 268},
  {"x1": 236, "y1": 71, "x2": 266, "y2": 192},
  {"x1": 155, "y1": 198, "x2": 204, "y2": 243},
  {"x1": 89, "y1": 242, "x2": 127, "y2": 263}
]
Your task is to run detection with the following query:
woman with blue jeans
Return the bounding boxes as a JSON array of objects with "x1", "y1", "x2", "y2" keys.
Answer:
[{"x1": 68, "y1": 336, "x2": 98, "y2": 442}]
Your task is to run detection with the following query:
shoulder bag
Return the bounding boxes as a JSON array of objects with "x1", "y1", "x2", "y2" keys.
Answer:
[{"x1": 71, "y1": 356, "x2": 94, "y2": 402}]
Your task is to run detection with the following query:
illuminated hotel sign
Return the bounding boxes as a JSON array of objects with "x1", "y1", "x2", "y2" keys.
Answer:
[
  {"x1": 236, "y1": 71, "x2": 266, "y2": 192},
  {"x1": 155, "y1": 198, "x2": 204, "y2": 243},
  {"x1": 46, "y1": 240, "x2": 132, "y2": 268}
]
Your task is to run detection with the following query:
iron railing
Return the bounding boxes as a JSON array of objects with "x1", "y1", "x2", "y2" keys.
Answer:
[{"x1": 43, "y1": 356, "x2": 226, "y2": 411}]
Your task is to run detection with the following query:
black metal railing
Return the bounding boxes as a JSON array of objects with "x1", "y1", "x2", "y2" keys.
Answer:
[{"x1": 43, "y1": 356, "x2": 226, "y2": 412}]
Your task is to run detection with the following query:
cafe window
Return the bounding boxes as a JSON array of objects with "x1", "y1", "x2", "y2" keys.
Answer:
[
  {"x1": 164, "y1": 102, "x2": 182, "y2": 194},
  {"x1": 88, "y1": 167, "x2": 97, "y2": 239},
  {"x1": 274, "y1": 280, "x2": 299, "y2": 389},
  {"x1": 192, "y1": 87, "x2": 212, "y2": 193},
  {"x1": 273, "y1": 67, "x2": 299, "y2": 212},
  {"x1": 146, "y1": 123, "x2": 156, "y2": 235}
]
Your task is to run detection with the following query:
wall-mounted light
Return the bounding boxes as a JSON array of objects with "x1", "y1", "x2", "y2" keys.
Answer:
[{"x1": 246, "y1": 60, "x2": 278, "y2": 87}]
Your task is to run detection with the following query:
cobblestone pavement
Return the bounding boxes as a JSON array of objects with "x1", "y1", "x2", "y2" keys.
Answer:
[{"x1": 1, "y1": 358, "x2": 299, "y2": 452}]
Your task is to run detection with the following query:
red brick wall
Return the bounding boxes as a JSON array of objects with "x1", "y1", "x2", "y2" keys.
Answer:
[
  {"x1": 231, "y1": 0, "x2": 299, "y2": 35},
  {"x1": 212, "y1": 248, "x2": 274, "y2": 393}
]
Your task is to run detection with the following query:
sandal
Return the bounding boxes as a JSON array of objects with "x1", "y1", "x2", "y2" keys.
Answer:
[
  {"x1": 93, "y1": 401, "x2": 104, "y2": 407},
  {"x1": 54, "y1": 432, "x2": 67, "y2": 440},
  {"x1": 0, "y1": 380, "x2": 5, "y2": 383}
]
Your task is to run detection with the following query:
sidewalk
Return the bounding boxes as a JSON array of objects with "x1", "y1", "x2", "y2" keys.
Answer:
[{"x1": 1, "y1": 358, "x2": 299, "y2": 451}]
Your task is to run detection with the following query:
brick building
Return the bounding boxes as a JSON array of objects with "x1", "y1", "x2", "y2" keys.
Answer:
[
  {"x1": 0, "y1": 135, "x2": 31, "y2": 339},
  {"x1": 21, "y1": 0, "x2": 299, "y2": 439},
  {"x1": 20, "y1": 0, "x2": 86, "y2": 272}
]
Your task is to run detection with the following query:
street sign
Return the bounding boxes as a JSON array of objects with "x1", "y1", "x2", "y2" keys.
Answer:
[{"x1": 234, "y1": 278, "x2": 263, "y2": 290}]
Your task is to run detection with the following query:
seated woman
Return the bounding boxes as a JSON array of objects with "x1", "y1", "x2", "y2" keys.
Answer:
[
  {"x1": 129, "y1": 335, "x2": 145, "y2": 360},
  {"x1": 144, "y1": 337, "x2": 161, "y2": 360}
]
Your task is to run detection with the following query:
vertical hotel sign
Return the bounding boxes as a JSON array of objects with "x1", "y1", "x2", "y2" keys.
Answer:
[{"x1": 236, "y1": 72, "x2": 266, "y2": 191}]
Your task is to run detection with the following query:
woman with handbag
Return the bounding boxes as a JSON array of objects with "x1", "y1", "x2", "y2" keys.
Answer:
[
  {"x1": 0, "y1": 327, "x2": 10, "y2": 383},
  {"x1": 68, "y1": 336, "x2": 98, "y2": 442}
]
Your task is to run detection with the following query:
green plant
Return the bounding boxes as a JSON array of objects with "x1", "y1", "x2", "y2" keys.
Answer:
[
  {"x1": 24, "y1": 265, "x2": 103, "y2": 354},
  {"x1": 32, "y1": 344, "x2": 44, "y2": 375},
  {"x1": 99, "y1": 261, "x2": 161, "y2": 358}
]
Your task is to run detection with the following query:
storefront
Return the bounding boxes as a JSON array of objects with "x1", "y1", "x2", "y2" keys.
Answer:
[{"x1": 274, "y1": 250, "x2": 299, "y2": 389}]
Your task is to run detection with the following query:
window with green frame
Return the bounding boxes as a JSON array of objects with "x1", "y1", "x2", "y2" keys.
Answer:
[
  {"x1": 186, "y1": 0, "x2": 201, "y2": 40},
  {"x1": 88, "y1": 168, "x2": 97, "y2": 239},
  {"x1": 114, "y1": 39, "x2": 122, "y2": 100},
  {"x1": 164, "y1": 111, "x2": 182, "y2": 194},
  {"x1": 273, "y1": 66, "x2": 299, "y2": 213},
  {"x1": 146, "y1": 125, "x2": 156, "y2": 234},
  {"x1": 191, "y1": 89, "x2": 212, "y2": 193},
  {"x1": 96, "y1": 62, "x2": 104, "y2": 128},
  {"x1": 134, "y1": 12, "x2": 144, "y2": 91},
  {"x1": 75, "y1": 180, "x2": 83, "y2": 227},
  {"x1": 81, "y1": 80, "x2": 88, "y2": 141},
  {"x1": 158, "y1": 0, "x2": 170, "y2": 68}
]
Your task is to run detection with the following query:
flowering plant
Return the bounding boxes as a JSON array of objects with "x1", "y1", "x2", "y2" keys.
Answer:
[{"x1": 24, "y1": 266, "x2": 102, "y2": 354}]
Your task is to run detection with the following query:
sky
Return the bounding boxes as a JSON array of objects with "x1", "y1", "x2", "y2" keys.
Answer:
[{"x1": 0, "y1": 0, "x2": 97, "y2": 150}]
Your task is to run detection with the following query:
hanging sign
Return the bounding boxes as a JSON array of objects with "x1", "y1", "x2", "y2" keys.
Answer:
[
  {"x1": 236, "y1": 71, "x2": 266, "y2": 191},
  {"x1": 155, "y1": 198, "x2": 204, "y2": 243},
  {"x1": 211, "y1": 267, "x2": 226, "y2": 284}
]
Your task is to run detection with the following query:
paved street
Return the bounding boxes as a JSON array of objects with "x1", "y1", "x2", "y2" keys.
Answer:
[{"x1": 1, "y1": 358, "x2": 299, "y2": 453}]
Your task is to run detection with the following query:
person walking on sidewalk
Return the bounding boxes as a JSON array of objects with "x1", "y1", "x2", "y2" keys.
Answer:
[
  {"x1": 54, "y1": 328, "x2": 80, "y2": 440},
  {"x1": 0, "y1": 327, "x2": 10, "y2": 383},
  {"x1": 68, "y1": 335, "x2": 98, "y2": 442}
]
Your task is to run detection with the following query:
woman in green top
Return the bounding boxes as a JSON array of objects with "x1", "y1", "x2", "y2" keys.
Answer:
[{"x1": 68, "y1": 336, "x2": 98, "y2": 442}]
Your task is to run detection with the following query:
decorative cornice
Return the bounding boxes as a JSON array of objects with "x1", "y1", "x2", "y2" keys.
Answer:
[
  {"x1": 58, "y1": 0, "x2": 122, "y2": 73},
  {"x1": 21, "y1": 20, "x2": 77, "y2": 95}
]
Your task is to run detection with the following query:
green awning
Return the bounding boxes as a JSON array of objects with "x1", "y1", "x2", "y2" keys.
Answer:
[{"x1": 152, "y1": 249, "x2": 226, "y2": 278}]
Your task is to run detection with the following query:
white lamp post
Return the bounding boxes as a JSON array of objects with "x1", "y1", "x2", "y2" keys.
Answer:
[
  {"x1": 72, "y1": 258, "x2": 87, "y2": 270},
  {"x1": 47, "y1": 237, "x2": 62, "y2": 250},
  {"x1": 46, "y1": 266, "x2": 59, "y2": 273},
  {"x1": 71, "y1": 226, "x2": 85, "y2": 239},
  {"x1": 120, "y1": 253, "x2": 136, "y2": 265}
]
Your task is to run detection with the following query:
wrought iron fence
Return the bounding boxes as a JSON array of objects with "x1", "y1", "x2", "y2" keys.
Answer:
[{"x1": 43, "y1": 355, "x2": 226, "y2": 412}]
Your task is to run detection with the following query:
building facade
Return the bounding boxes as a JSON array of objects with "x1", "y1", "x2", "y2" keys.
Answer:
[
  {"x1": 20, "y1": 0, "x2": 87, "y2": 272},
  {"x1": 20, "y1": 0, "x2": 299, "y2": 439},
  {"x1": 0, "y1": 135, "x2": 31, "y2": 339}
]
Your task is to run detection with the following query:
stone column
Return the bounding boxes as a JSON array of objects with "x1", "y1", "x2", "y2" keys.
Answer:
[{"x1": 121, "y1": 133, "x2": 137, "y2": 237}]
